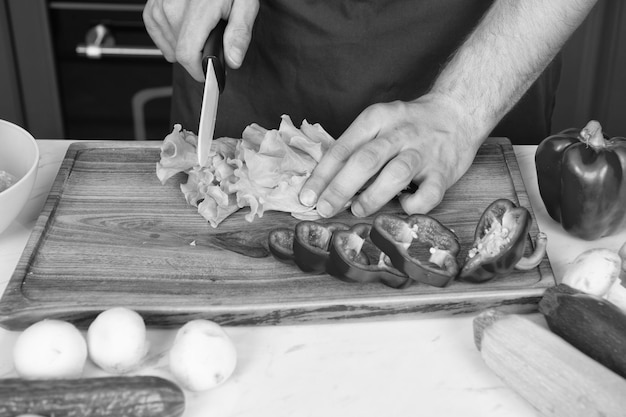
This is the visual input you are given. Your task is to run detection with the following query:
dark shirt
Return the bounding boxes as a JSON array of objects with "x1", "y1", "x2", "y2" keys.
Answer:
[{"x1": 171, "y1": 0, "x2": 561, "y2": 145}]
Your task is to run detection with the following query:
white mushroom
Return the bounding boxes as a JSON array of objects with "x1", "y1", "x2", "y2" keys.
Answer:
[{"x1": 561, "y1": 247, "x2": 626, "y2": 313}]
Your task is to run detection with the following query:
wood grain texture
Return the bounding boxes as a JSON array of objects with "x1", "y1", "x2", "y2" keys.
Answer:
[
  {"x1": 474, "y1": 311, "x2": 626, "y2": 417},
  {"x1": 0, "y1": 138, "x2": 554, "y2": 330}
]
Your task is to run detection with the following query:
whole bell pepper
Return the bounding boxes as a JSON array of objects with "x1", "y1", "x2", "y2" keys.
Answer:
[
  {"x1": 327, "y1": 223, "x2": 412, "y2": 289},
  {"x1": 370, "y1": 214, "x2": 460, "y2": 288},
  {"x1": 535, "y1": 120, "x2": 626, "y2": 240},
  {"x1": 459, "y1": 198, "x2": 547, "y2": 283}
]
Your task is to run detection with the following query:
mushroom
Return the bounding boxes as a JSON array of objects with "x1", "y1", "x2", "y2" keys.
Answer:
[{"x1": 561, "y1": 247, "x2": 626, "y2": 314}]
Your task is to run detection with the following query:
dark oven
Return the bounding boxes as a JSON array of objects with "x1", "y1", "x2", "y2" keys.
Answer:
[{"x1": 49, "y1": 0, "x2": 173, "y2": 140}]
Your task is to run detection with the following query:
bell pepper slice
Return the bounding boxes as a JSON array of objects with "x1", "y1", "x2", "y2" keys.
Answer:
[
  {"x1": 459, "y1": 198, "x2": 533, "y2": 283},
  {"x1": 293, "y1": 221, "x2": 350, "y2": 273},
  {"x1": 268, "y1": 227, "x2": 296, "y2": 265},
  {"x1": 370, "y1": 214, "x2": 460, "y2": 288},
  {"x1": 327, "y1": 223, "x2": 412, "y2": 289}
]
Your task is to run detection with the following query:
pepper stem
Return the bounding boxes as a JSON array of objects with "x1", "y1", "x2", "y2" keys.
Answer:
[
  {"x1": 579, "y1": 120, "x2": 605, "y2": 149},
  {"x1": 514, "y1": 232, "x2": 548, "y2": 271}
]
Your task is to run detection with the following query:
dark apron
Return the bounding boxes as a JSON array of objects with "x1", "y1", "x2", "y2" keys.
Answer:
[{"x1": 171, "y1": 0, "x2": 561, "y2": 145}]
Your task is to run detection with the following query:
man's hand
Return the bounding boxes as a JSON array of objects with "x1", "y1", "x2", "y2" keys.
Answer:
[
  {"x1": 299, "y1": 93, "x2": 484, "y2": 218},
  {"x1": 299, "y1": 0, "x2": 597, "y2": 219},
  {"x1": 143, "y1": 0, "x2": 259, "y2": 81}
]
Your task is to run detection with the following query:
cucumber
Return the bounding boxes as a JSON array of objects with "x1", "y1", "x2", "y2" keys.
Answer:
[
  {"x1": 538, "y1": 283, "x2": 626, "y2": 379},
  {"x1": 0, "y1": 375, "x2": 185, "y2": 417}
]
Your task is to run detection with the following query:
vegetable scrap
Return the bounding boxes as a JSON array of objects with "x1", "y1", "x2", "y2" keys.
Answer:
[{"x1": 157, "y1": 115, "x2": 335, "y2": 227}]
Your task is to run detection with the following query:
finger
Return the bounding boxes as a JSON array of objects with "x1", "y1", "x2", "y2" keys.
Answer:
[
  {"x1": 176, "y1": 0, "x2": 223, "y2": 81},
  {"x1": 143, "y1": 0, "x2": 177, "y2": 61},
  {"x1": 351, "y1": 148, "x2": 421, "y2": 217},
  {"x1": 300, "y1": 140, "x2": 354, "y2": 211},
  {"x1": 161, "y1": 0, "x2": 188, "y2": 44},
  {"x1": 224, "y1": 0, "x2": 259, "y2": 68},
  {"x1": 398, "y1": 175, "x2": 446, "y2": 215},
  {"x1": 299, "y1": 107, "x2": 381, "y2": 208},
  {"x1": 317, "y1": 135, "x2": 400, "y2": 218}
]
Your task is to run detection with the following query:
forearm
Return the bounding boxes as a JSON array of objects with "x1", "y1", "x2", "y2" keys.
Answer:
[{"x1": 429, "y1": 0, "x2": 598, "y2": 142}]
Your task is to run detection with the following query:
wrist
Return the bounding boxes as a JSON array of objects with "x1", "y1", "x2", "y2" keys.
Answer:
[{"x1": 413, "y1": 91, "x2": 489, "y2": 151}]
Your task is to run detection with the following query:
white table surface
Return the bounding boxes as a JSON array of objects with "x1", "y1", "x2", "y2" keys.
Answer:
[{"x1": 2, "y1": 141, "x2": 625, "y2": 417}]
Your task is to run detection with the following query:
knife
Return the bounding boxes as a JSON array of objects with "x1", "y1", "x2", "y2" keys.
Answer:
[{"x1": 197, "y1": 20, "x2": 227, "y2": 167}]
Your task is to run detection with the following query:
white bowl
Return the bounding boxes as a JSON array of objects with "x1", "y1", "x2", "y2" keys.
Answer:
[{"x1": 0, "y1": 120, "x2": 39, "y2": 234}]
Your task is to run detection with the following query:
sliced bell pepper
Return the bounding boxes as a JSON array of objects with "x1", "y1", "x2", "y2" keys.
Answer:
[
  {"x1": 327, "y1": 223, "x2": 412, "y2": 289},
  {"x1": 535, "y1": 120, "x2": 626, "y2": 240},
  {"x1": 293, "y1": 221, "x2": 349, "y2": 273},
  {"x1": 267, "y1": 227, "x2": 295, "y2": 265},
  {"x1": 459, "y1": 198, "x2": 545, "y2": 283},
  {"x1": 370, "y1": 214, "x2": 460, "y2": 288}
]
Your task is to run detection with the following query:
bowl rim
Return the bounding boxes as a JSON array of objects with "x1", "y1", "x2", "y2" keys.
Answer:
[{"x1": 0, "y1": 119, "x2": 40, "y2": 197}]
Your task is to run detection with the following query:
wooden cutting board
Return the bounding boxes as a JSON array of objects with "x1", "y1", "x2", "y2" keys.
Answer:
[{"x1": 0, "y1": 138, "x2": 554, "y2": 330}]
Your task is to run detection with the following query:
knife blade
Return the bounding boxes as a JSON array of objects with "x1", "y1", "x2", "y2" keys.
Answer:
[{"x1": 197, "y1": 20, "x2": 226, "y2": 167}]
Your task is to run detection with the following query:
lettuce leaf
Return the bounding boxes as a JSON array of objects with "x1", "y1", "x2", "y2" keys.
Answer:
[{"x1": 157, "y1": 115, "x2": 333, "y2": 227}]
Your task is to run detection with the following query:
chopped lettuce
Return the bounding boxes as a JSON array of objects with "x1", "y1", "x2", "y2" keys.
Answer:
[{"x1": 156, "y1": 115, "x2": 333, "y2": 227}]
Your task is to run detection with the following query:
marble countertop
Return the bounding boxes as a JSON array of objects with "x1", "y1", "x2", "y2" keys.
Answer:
[{"x1": 1, "y1": 140, "x2": 625, "y2": 417}]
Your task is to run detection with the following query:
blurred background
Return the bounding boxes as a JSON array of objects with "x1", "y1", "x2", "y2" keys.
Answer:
[{"x1": 0, "y1": 0, "x2": 624, "y2": 141}]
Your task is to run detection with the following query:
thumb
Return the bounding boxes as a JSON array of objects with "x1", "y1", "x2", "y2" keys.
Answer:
[{"x1": 224, "y1": 0, "x2": 259, "y2": 68}]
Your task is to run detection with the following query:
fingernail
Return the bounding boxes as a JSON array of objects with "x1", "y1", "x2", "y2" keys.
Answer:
[
  {"x1": 316, "y1": 200, "x2": 333, "y2": 218},
  {"x1": 300, "y1": 189, "x2": 317, "y2": 207},
  {"x1": 229, "y1": 47, "x2": 243, "y2": 67},
  {"x1": 351, "y1": 202, "x2": 365, "y2": 218}
]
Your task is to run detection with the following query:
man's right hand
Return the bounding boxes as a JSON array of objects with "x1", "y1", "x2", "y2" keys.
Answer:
[{"x1": 143, "y1": 0, "x2": 259, "y2": 81}]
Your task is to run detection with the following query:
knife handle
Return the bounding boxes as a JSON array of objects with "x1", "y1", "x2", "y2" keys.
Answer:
[{"x1": 201, "y1": 19, "x2": 226, "y2": 93}]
